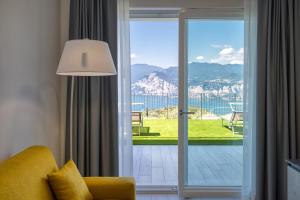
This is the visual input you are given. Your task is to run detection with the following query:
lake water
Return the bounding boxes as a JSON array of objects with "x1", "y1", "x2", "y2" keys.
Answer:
[{"x1": 132, "y1": 94, "x2": 243, "y2": 116}]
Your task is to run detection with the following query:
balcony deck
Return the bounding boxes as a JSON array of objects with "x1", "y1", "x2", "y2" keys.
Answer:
[{"x1": 133, "y1": 145, "x2": 243, "y2": 186}]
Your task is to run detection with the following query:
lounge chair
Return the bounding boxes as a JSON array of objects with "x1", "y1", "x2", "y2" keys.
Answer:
[
  {"x1": 132, "y1": 111, "x2": 143, "y2": 135},
  {"x1": 221, "y1": 102, "x2": 243, "y2": 134}
]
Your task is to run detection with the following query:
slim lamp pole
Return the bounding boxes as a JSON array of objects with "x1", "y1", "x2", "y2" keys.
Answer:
[{"x1": 70, "y1": 76, "x2": 74, "y2": 160}]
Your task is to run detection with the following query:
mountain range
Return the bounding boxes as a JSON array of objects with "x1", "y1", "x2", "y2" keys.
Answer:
[{"x1": 131, "y1": 62, "x2": 243, "y2": 95}]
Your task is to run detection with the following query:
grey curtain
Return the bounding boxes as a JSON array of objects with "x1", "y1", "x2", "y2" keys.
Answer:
[
  {"x1": 256, "y1": 0, "x2": 300, "y2": 199},
  {"x1": 65, "y1": 0, "x2": 118, "y2": 177}
]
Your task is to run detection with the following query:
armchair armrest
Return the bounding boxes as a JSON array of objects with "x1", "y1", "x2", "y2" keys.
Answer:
[{"x1": 83, "y1": 177, "x2": 135, "y2": 200}]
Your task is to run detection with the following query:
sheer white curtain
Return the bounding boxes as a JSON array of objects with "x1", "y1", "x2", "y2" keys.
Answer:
[
  {"x1": 117, "y1": 0, "x2": 132, "y2": 177},
  {"x1": 243, "y1": 0, "x2": 257, "y2": 199}
]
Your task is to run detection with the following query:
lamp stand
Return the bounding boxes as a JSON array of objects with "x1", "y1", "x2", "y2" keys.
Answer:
[{"x1": 70, "y1": 76, "x2": 75, "y2": 160}]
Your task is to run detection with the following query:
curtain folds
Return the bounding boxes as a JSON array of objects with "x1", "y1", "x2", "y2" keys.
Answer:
[
  {"x1": 242, "y1": 0, "x2": 258, "y2": 199},
  {"x1": 256, "y1": 0, "x2": 300, "y2": 199},
  {"x1": 66, "y1": 0, "x2": 118, "y2": 176},
  {"x1": 117, "y1": 0, "x2": 132, "y2": 177}
]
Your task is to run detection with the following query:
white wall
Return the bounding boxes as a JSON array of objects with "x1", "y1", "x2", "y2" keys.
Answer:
[
  {"x1": 0, "y1": 0, "x2": 61, "y2": 163},
  {"x1": 129, "y1": 0, "x2": 243, "y2": 9},
  {"x1": 59, "y1": 0, "x2": 70, "y2": 165}
]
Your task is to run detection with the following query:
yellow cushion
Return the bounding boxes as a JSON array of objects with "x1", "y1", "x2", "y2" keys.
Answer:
[{"x1": 48, "y1": 160, "x2": 93, "y2": 200}]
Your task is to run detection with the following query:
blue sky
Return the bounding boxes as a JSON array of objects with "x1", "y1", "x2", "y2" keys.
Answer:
[{"x1": 130, "y1": 20, "x2": 244, "y2": 68}]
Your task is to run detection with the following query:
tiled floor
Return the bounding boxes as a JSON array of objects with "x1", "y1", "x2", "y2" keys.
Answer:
[
  {"x1": 133, "y1": 145, "x2": 243, "y2": 186},
  {"x1": 137, "y1": 194, "x2": 240, "y2": 200},
  {"x1": 137, "y1": 194, "x2": 178, "y2": 200}
]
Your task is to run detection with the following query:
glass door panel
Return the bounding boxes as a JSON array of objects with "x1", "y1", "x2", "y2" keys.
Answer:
[
  {"x1": 186, "y1": 19, "x2": 244, "y2": 186},
  {"x1": 130, "y1": 19, "x2": 179, "y2": 188},
  {"x1": 178, "y1": 10, "x2": 244, "y2": 197}
]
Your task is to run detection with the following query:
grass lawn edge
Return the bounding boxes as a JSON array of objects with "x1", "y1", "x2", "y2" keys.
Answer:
[{"x1": 132, "y1": 138, "x2": 243, "y2": 145}]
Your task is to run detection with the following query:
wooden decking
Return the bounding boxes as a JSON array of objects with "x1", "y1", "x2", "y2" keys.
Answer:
[{"x1": 133, "y1": 145, "x2": 243, "y2": 186}]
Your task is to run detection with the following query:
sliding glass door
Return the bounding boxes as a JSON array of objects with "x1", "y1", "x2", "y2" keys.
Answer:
[
  {"x1": 127, "y1": 8, "x2": 246, "y2": 197},
  {"x1": 178, "y1": 9, "x2": 244, "y2": 197}
]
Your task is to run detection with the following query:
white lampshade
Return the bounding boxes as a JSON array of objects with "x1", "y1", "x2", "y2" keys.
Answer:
[{"x1": 56, "y1": 39, "x2": 117, "y2": 76}]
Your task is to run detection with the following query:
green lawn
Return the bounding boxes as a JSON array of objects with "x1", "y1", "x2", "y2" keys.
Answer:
[{"x1": 132, "y1": 119, "x2": 243, "y2": 145}]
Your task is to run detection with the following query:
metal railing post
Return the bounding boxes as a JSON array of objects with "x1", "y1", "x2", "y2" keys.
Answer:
[
  {"x1": 166, "y1": 93, "x2": 169, "y2": 119},
  {"x1": 146, "y1": 94, "x2": 149, "y2": 117},
  {"x1": 200, "y1": 93, "x2": 203, "y2": 120}
]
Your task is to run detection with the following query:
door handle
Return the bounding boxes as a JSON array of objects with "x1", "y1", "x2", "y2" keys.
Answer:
[{"x1": 179, "y1": 109, "x2": 195, "y2": 116}]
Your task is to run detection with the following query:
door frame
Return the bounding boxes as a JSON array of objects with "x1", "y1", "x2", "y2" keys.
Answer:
[
  {"x1": 178, "y1": 8, "x2": 244, "y2": 198},
  {"x1": 129, "y1": 10, "x2": 181, "y2": 193}
]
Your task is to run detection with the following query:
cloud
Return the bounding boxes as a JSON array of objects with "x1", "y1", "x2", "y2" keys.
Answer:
[
  {"x1": 219, "y1": 47, "x2": 234, "y2": 55},
  {"x1": 195, "y1": 55, "x2": 205, "y2": 61},
  {"x1": 210, "y1": 47, "x2": 244, "y2": 65},
  {"x1": 238, "y1": 48, "x2": 244, "y2": 54},
  {"x1": 131, "y1": 53, "x2": 138, "y2": 59}
]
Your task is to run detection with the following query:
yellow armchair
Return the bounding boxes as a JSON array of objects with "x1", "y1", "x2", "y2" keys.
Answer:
[
  {"x1": 0, "y1": 146, "x2": 136, "y2": 200},
  {"x1": 84, "y1": 177, "x2": 136, "y2": 200}
]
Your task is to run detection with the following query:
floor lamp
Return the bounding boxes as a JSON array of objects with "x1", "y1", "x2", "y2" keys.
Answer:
[{"x1": 56, "y1": 39, "x2": 117, "y2": 160}]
